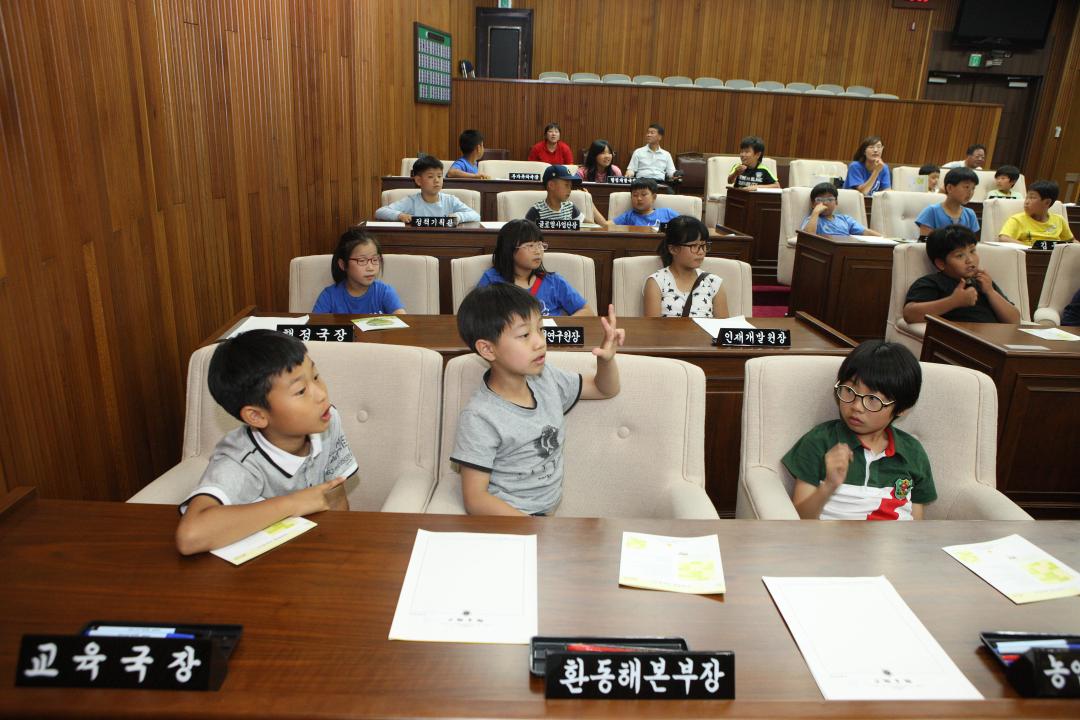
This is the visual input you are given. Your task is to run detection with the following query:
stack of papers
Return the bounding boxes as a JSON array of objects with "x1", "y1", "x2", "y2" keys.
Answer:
[
  {"x1": 227, "y1": 315, "x2": 309, "y2": 338},
  {"x1": 1021, "y1": 327, "x2": 1080, "y2": 342},
  {"x1": 353, "y1": 316, "x2": 409, "y2": 332},
  {"x1": 942, "y1": 534, "x2": 1080, "y2": 604},
  {"x1": 692, "y1": 315, "x2": 755, "y2": 338},
  {"x1": 618, "y1": 532, "x2": 726, "y2": 594}
]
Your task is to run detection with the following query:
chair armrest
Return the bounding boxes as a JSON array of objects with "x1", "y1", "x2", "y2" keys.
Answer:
[
  {"x1": 127, "y1": 458, "x2": 207, "y2": 504},
  {"x1": 945, "y1": 482, "x2": 1033, "y2": 520},
  {"x1": 379, "y1": 468, "x2": 437, "y2": 513},
  {"x1": 895, "y1": 319, "x2": 926, "y2": 339},
  {"x1": 707, "y1": 193, "x2": 727, "y2": 202},
  {"x1": 1033, "y1": 307, "x2": 1061, "y2": 326},
  {"x1": 666, "y1": 480, "x2": 721, "y2": 519},
  {"x1": 741, "y1": 466, "x2": 799, "y2": 520}
]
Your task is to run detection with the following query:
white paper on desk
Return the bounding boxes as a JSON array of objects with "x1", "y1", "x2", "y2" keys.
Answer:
[
  {"x1": 479, "y1": 221, "x2": 507, "y2": 229},
  {"x1": 849, "y1": 235, "x2": 898, "y2": 245},
  {"x1": 942, "y1": 534, "x2": 1080, "y2": 604},
  {"x1": 389, "y1": 530, "x2": 538, "y2": 644},
  {"x1": 619, "y1": 532, "x2": 725, "y2": 595},
  {"x1": 750, "y1": 187, "x2": 783, "y2": 194},
  {"x1": 227, "y1": 315, "x2": 309, "y2": 338},
  {"x1": 210, "y1": 516, "x2": 316, "y2": 565},
  {"x1": 541, "y1": 318, "x2": 557, "y2": 327},
  {"x1": 692, "y1": 315, "x2": 755, "y2": 338},
  {"x1": 1005, "y1": 344, "x2": 1050, "y2": 351},
  {"x1": 1021, "y1": 327, "x2": 1080, "y2": 342},
  {"x1": 353, "y1": 316, "x2": 409, "y2": 332},
  {"x1": 364, "y1": 221, "x2": 407, "y2": 227},
  {"x1": 762, "y1": 576, "x2": 982, "y2": 700}
]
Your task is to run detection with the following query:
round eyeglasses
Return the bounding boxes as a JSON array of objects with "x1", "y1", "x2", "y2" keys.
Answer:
[
  {"x1": 348, "y1": 256, "x2": 381, "y2": 267},
  {"x1": 834, "y1": 382, "x2": 895, "y2": 413},
  {"x1": 516, "y1": 241, "x2": 549, "y2": 251}
]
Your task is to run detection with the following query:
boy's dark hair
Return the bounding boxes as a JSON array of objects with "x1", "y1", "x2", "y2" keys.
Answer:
[
  {"x1": 1028, "y1": 179, "x2": 1059, "y2": 203},
  {"x1": 330, "y1": 226, "x2": 383, "y2": 283},
  {"x1": 993, "y1": 164, "x2": 1020, "y2": 183},
  {"x1": 459, "y1": 129, "x2": 484, "y2": 155},
  {"x1": 648, "y1": 123, "x2": 665, "y2": 137},
  {"x1": 492, "y1": 219, "x2": 547, "y2": 283},
  {"x1": 658, "y1": 215, "x2": 709, "y2": 266},
  {"x1": 208, "y1": 329, "x2": 308, "y2": 421},
  {"x1": 852, "y1": 136, "x2": 882, "y2": 163},
  {"x1": 966, "y1": 143, "x2": 986, "y2": 156},
  {"x1": 810, "y1": 182, "x2": 838, "y2": 204},
  {"x1": 739, "y1": 135, "x2": 765, "y2": 163},
  {"x1": 925, "y1": 224, "x2": 978, "y2": 264},
  {"x1": 943, "y1": 166, "x2": 979, "y2": 189},
  {"x1": 918, "y1": 164, "x2": 939, "y2": 176},
  {"x1": 411, "y1": 155, "x2": 443, "y2": 176},
  {"x1": 630, "y1": 177, "x2": 659, "y2": 195},
  {"x1": 543, "y1": 122, "x2": 561, "y2": 135},
  {"x1": 584, "y1": 139, "x2": 615, "y2": 181},
  {"x1": 457, "y1": 283, "x2": 542, "y2": 353},
  {"x1": 836, "y1": 340, "x2": 922, "y2": 417}
]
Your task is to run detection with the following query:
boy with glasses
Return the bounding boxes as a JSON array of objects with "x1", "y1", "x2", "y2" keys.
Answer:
[
  {"x1": 801, "y1": 183, "x2": 881, "y2": 236},
  {"x1": 782, "y1": 340, "x2": 936, "y2": 520}
]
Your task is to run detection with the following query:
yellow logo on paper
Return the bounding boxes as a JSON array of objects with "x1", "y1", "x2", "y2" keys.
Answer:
[
  {"x1": 266, "y1": 518, "x2": 296, "y2": 534},
  {"x1": 954, "y1": 550, "x2": 980, "y2": 564},
  {"x1": 625, "y1": 537, "x2": 648, "y2": 550},
  {"x1": 1026, "y1": 560, "x2": 1072, "y2": 585},
  {"x1": 677, "y1": 560, "x2": 715, "y2": 581}
]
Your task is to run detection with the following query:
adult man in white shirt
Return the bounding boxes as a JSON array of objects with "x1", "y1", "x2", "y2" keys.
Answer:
[
  {"x1": 941, "y1": 143, "x2": 985, "y2": 171},
  {"x1": 626, "y1": 123, "x2": 676, "y2": 182}
]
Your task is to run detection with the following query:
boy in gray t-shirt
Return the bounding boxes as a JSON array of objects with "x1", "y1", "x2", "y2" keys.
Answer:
[
  {"x1": 175, "y1": 330, "x2": 357, "y2": 555},
  {"x1": 451, "y1": 283, "x2": 625, "y2": 515}
]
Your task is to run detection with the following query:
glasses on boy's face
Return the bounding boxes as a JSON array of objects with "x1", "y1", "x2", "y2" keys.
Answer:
[
  {"x1": 680, "y1": 242, "x2": 711, "y2": 253},
  {"x1": 834, "y1": 382, "x2": 895, "y2": 413},
  {"x1": 348, "y1": 256, "x2": 381, "y2": 267},
  {"x1": 516, "y1": 241, "x2": 549, "y2": 251}
]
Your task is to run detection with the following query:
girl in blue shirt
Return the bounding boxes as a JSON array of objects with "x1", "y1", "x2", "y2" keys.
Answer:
[
  {"x1": 844, "y1": 136, "x2": 891, "y2": 196},
  {"x1": 475, "y1": 220, "x2": 594, "y2": 317},
  {"x1": 313, "y1": 228, "x2": 406, "y2": 315}
]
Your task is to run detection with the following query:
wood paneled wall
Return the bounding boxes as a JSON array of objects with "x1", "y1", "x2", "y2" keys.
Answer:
[{"x1": 451, "y1": 79, "x2": 1001, "y2": 168}]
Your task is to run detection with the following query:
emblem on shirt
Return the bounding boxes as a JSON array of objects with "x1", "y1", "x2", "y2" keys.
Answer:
[
  {"x1": 534, "y1": 425, "x2": 559, "y2": 458},
  {"x1": 893, "y1": 477, "x2": 912, "y2": 501}
]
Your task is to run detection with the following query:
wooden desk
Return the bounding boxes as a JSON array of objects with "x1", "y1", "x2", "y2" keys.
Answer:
[
  {"x1": 366, "y1": 223, "x2": 752, "y2": 314},
  {"x1": 1, "y1": 490, "x2": 1077, "y2": 718},
  {"x1": 722, "y1": 187, "x2": 782, "y2": 281},
  {"x1": 1068, "y1": 205, "x2": 1080, "y2": 238},
  {"x1": 380, "y1": 176, "x2": 671, "y2": 220},
  {"x1": 921, "y1": 317, "x2": 1080, "y2": 518},
  {"x1": 789, "y1": 231, "x2": 894, "y2": 341},
  {"x1": 232, "y1": 313, "x2": 855, "y2": 516}
]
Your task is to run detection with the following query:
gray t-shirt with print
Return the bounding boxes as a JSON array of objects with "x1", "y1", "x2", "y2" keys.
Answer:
[{"x1": 450, "y1": 364, "x2": 582, "y2": 515}]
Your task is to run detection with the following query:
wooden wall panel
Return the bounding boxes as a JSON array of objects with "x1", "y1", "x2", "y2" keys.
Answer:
[{"x1": 450, "y1": 79, "x2": 1001, "y2": 168}]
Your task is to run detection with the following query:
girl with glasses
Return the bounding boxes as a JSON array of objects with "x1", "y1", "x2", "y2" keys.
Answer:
[
  {"x1": 313, "y1": 227, "x2": 406, "y2": 315},
  {"x1": 644, "y1": 215, "x2": 730, "y2": 318}
]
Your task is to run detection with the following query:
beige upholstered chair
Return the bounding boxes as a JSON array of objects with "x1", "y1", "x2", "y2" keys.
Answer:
[
  {"x1": 495, "y1": 190, "x2": 595, "y2": 222},
  {"x1": 979, "y1": 198, "x2": 1066, "y2": 243},
  {"x1": 379, "y1": 188, "x2": 482, "y2": 216},
  {"x1": 787, "y1": 159, "x2": 848, "y2": 188},
  {"x1": 869, "y1": 190, "x2": 944, "y2": 239},
  {"x1": 971, "y1": 170, "x2": 1027, "y2": 202},
  {"x1": 478, "y1": 160, "x2": 551, "y2": 179},
  {"x1": 703, "y1": 155, "x2": 779, "y2": 226},
  {"x1": 607, "y1": 192, "x2": 703, "y2": 221},
  {"x1": 128, "y1": 342, "x2": 444, "y2": 513},
  {"x1": 891, "y1": 166, "x2": 932, "y2": 193},
  {"x1": 777, "y1": 186, "x2": 867, "y2": 285},
  {"x1": 287, "y1": 254, "x2": 440, "y2": 314},
  {"x1": 426, "y1": 352, "x2": 717, "y2": 519},
  {"x1": 736, "y1": 355, "x2": 1032, "y2": 521},
  {"x1": 398, "y1": 158, "x2": 454, "y2": 176},
  {"x1": 611, "y1": 255, "x2": 753, "y2": 318},
  {"x1": 450, "y1": 252, "x2": 597, "y2": 313},
  {"x1": 1035, "y1": 242, "x2": 1080, "y2": 325}
]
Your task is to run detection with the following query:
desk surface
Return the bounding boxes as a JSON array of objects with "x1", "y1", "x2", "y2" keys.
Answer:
[
  {"x1": 0, "y1": 490, "x2": 1077, "y2": 718},
  {"x1": 366, "y1": 221, "x2": 734, "y2": 238},
  {"x1": 924, "y1": 318, "x2": 1080, "y2": 357}
]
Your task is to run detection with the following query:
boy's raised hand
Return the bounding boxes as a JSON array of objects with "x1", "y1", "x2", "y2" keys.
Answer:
[
  {"x1": 592, "y1": 304, "x2": 625, "y2": 361},
  {"x1": 824, "y1": 443, "x2": 853, "y2": 489},
  {"x1": 295, "y1": 476, "x2": 348, "y2": 515},
  {"x1": 973, "y1": 267, "x2": 994, "y2": 294},
  {"x1": 950, "y1": 278, "x2": 979, "y2": 307}
]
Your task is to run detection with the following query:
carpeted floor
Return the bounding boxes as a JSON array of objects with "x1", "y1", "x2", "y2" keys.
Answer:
[{"x1": 752, "y1": 284, "x2": 790, "y2": 318}]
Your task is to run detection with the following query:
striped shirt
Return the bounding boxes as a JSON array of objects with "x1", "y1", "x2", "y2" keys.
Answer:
[{"x1": 524, "y1": 200, "x2": 583, "y2": 222}]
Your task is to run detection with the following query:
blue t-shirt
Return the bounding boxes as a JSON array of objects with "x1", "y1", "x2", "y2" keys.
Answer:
[
  {"x1": 800, "y1": 212, "x2": 866, "y2": 236},
  {"x1": 613, "y1": 206, "x2": 681, "y2": 226},
  {"x1": 476, "y1": 267, "x2": 587, "y2": 316},
  {"x1": 844, "y1": 161, "x2": 891, "y2": 195},
  {"x1": 451, "y1": 157, "x2": 479, "y2": 174},
  {"x1": 312, "y1": 280, "x2": 404, "y2": 314},
  {"x1": 914, "y1": 203, "x2": 980, "y2": 233}
]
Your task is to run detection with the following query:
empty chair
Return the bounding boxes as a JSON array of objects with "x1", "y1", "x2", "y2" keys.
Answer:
[
  {"x1": 398, "y1": 157, "x2": 454, "y2": 176},
  {"x1": 868, "y1": 93, "x2": 899, "y2": 100},
  {"x1": 785, "y1": 82, "x2": 814, "y2": 93},
  {"x1": 1034, "y1": 243, "x2": 1080, "y2": 325},
  {"x1": 891, "y1": 166, "x2": 932, "y2": 193},
  {"x1": 787, "y1": 159, "x2": 848, "y2": 188},
  {"x1": 869, "y1": 190, "x2": 945, "y2": 239},
  {"x1": 755, "y1": 80, "x2": 785, "y2": 91},
  {"x1": 602, "y1": 73, "x2": 632, "y2": 84},
  {"x1": 979, "y1": 197, "x2": 1062, "y2": 244},
  {"x1": 815, "y1": 84, "x2": 844, "y2": 94},
  {"x1": 972, "y1": 170, "x2": 1028, "y2": 202},
  {"x1": 777, "y1": 186, "x2": 867, "y2": 286},
  {"x1": 450, "y1": 253, "x2": 597, "y2": 313},
  {"x1": 428, "y1": 352, "x2": 718, "y2": 519},
  {"x1": 837, "y1": 91, "x2": 861, "y2": 97},
  {"x1": 380, "y1": 188, "x2": 482, "y2": 216},
  {"x1": 724, "y1": 78, "x2": 754, "y2": 90},
  {"x1": 288, "y1": 253, "x2": 441, "y2": 314},
  {"x1": 538, "y1": 71, "x2": 568, "y2": 81},
  {"x1": 612, "y1": 255, "x2": 753, "y2": 318},
  {"x1": 694, "y1": 76, "x2": 725, "y2": 88},
  {"x1": 570, "y1": 72, "x2": 600, "y2": 83},
  {"x1": 736, "y1": 355, "x2": 1031, "y2": 520},
  {"x1": 495, "y1": 189, "x2": 595, "y2": 223},
  {"x1": 128, "y1": 341, "x2": 444, "y2": 513},
  {"x1": 632, "y1": 74, "x2": 662, "y2": 84},
  {"x1": 606, "y1": 191, "x2": 702, "y2": 221},
  {"x1": 804, "y1": 89, "x2": 834, "y2": 96},
  {"x1": 477, "y1": 160, "x2": 551, "y2": 180},
  {"x1": 846, "y1": 85, "x2": 874, "y2": 95},
  {"x1": 663, "y1": 75, "x2": 694, "y2": 86}
]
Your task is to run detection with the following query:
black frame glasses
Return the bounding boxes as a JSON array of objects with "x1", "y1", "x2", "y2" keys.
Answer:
[{"x1": 834, "y1": 382, "x2": 895, "y2": 413}]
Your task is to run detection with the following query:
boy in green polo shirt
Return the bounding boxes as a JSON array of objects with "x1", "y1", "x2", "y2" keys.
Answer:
[{"x1": 782, "y1": 340, "x2": 936, "y2": 520}]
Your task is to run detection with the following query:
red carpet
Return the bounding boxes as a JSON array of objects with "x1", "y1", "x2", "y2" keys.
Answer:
[{"x1": 752, "y1": 284, "x2": 790, "y2": 318}]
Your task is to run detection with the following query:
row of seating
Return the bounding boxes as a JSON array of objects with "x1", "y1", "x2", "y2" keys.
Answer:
[{"x1": 536, "y1": 73, "x2": 897, "y2": 98}]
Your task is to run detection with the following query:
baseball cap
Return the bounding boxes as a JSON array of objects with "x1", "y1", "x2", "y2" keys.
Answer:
[{"x1": 542, "y1": 164, "x2": 582, "y2": 186}]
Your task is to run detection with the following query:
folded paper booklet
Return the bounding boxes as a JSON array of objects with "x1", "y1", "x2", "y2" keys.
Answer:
[
  {"x1": 353, "y1": 316, "x2": 409, "y2": 332},
  {"x1": 619, "y1": 532, "x2": 726, "y2": 595},
  {"x1": 942, "y1": 534, "x2": 1080, "y2": 604},
  {"x1": 211, "y1": 517, "x2": 316, "y2": 565}
]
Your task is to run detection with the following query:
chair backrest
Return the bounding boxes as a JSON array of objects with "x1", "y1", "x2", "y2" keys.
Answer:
[
  {"x1": 978, "y1": 242, "x2": 1032, "y2": 322},
  {"x1": 724, "y1": 78, "x2": 753, "y2": 89},
  {"x1": 602, "y1": 73, "x2": 631, "y2": 84},
  {"x1": 846, "y1": 85, "x2": 874, "y2": 95},
  {"x1": 970, "y1": 170, "x2": 1028, "y2": 202},
  {"x1": 891, "y1": 166, "x2": 931, "y2": 193},
  {"x1": 787, "y1": 159, "x2": 849, "y2": 188},
  {"x1": 379, "y1": 188, "x2": 482, "y2": 216},
  {"x1": 663, "y1": 75, "x2": 693, "y2": 86},
  {"x1": 869, "y1": 190, "x2": 944, "y2": 239},
  {"x1": 705, "y1": 155, "x2": 779, "y2": 202},
  {"x1": 884, "y1": 243, "x2": 938, "y2": 354},
  {"x1": 1036, "y1": 243, "x2": 1080, "y2": 323},
  {"x1": 607, "y1": 192, "x2": 703, "y2": 221},
  {"x1": 816, "y1": 84, "x2": 844, "y2": 94},
  {"x1": 785, "y1": 82, "x2": 814, "y2": 92},
  {"x1": 570, "y1": 72, "x2": 600, "y2": 83},
  {"x1": 804, "y1": 89, "x2": 834, "y2": 96},
  {"x1": 980, "y1": 198, "x2": 1065, "y2": 243},
  {"x1": 777, "y1": 187, "x2": 866, "y2": 285},
  {"x1": 495, "y1": 189, "x2": 594, "y2": 222},
  {"x1": 694, "y1": 76, "x2": 724, "y2": 88},
  {"x1": 632, "y1": 74, "x2": 661, "y2": 84},
  {"x1": 538, "y1": 71, "x2": 568, "y2": 81},
  {"x1": 450, "y1": 252, "x2": 598, "y2": 313},
  {"x1": 755, "y1": 80, "x2": 784, "y2": 91},
  {"x1": 738, "y1": 355, "x2": 1002, "y2": 520},
  {"x1": 399, "y1": 158, "x2": 454, "y2": 177},
  {"x1": 611, "y1": 255, "x2": 753, "y2": 318},
  {"x1": 477, "y1": 160, "x2": 551, "y2": 179},
  {"x1": 288, "y1": 254, "x2": 440, "y2": 314},
  {"x1": 428, "y1": 352, "x2": 707, "y2": 517},
  {"x1": 133, "y1": 341, "x2": 443, "y2": 511}
]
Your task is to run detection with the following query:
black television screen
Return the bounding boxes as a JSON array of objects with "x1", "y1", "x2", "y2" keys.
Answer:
[{"x1": 952, "y1": 0, "x2": 1056, "y2": 49}]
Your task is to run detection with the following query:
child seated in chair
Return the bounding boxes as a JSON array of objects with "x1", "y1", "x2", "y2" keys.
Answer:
[
  {"x1": 612, "y1": 178, "x2": 680, "y2": 226},
  {"x1": 450, "y1": 284, "x2": 624, "y2": 516},
  {"x1": 727, "y1": 135, "x2": 780, "y2": 190},
  {"x1": 997, "y1": 180, "x2": 1075, "y2": 247},
  {"x1": 644, "y1": 216, "x2": 730, "y2": 318},
  {"x1": 175, "y1": 330, "x2": 357, "y2": 555},
  {"x1": 986, "y1": 165, "x2": 1023, "y2": 200},
  {"x1": 374, "y1": 156, "x2": 480, "y2": 224},
  {"x1": 916, "y1": 167, "x2": 979, "y2": 237},
  {"x1": 801, "y1": 183, "x2": 881, "y2": 236},
  {"x1": 783, "y1": 340, "x2": 936, "y2": 520},
  {"x1": 313, "y1": 227, "x2": 406, "y2": 315}
]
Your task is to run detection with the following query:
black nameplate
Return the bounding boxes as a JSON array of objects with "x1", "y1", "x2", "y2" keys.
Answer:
[
  {"x1": 715, "y1": 328, "x2": 791, "y2": 347},
  {"x1": 16, "y1": 635, "x2": 231, "y2": 691},
  {"x1": 545, "y1": 651, "x2": 734, "y2": 699},
  {"x1": 543, "y1": 326, "x2": 584, "y2": 346},
  {"x1": 409, "y1": 216, "x2": 457, "y2": 228},
  {"x1": 607, "y1": 176, "x2": 632, "y2": 185},
  {"x1": 509, "y1": 172, "x2": 542, "y2": 181},
  {"x1": 1031, "y1": 240, "x2": 1059, "y2": 251},
  {"x1": 278, "y1": 324, "x2": 354, "y2": 342},
  {"x1": 536, "y1": 219, "x2": 580, "y2": 231},
  {"x1": 1006, "y1": 649, "x2": 1080, "y2": 698}
]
